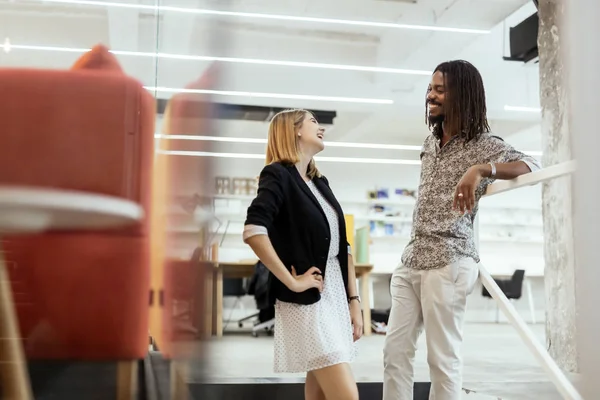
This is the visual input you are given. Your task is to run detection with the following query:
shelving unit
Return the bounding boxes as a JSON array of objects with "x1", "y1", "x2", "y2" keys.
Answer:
[
  {"x1": 165, "y1": 192, "x2": 546, "y2": 273},
  {"x1": 167, "y1": 193, "x2": 545, "y2": 238}
]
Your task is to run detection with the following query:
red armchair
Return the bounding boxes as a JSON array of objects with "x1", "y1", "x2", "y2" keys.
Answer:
[{"x1": 0, "y1": 44, "x2": 155, "y2": 399}]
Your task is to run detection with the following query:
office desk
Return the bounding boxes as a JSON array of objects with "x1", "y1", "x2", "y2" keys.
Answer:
[{"x1": 205, "y1": 261, "x2": 374, "y2": 337}]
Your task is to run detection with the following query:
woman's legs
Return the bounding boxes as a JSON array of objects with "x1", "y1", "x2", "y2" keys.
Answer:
[
  {"x1": 305, "y1": 371, "x2": 326, "y2": 400},
  {"x1": 310, "y1": 363, "x2": 358, "y2": 400}
]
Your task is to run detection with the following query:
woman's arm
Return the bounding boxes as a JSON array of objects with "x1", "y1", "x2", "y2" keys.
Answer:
[
  {"x1": 347, "y1": 247, "x2": 363, "y2": 341},
  {"x1": 244, "y1": 164, "x2": 322, "y2": 293},
  {"x1": 245, "y1": 234, "x2": 321, "y2": 293},
  {"x1": 347, "y1": 246, "x2": 358, "y2": 298}
]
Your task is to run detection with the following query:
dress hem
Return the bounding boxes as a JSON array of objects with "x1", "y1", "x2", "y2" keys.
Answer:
[{"x1": 274, "y1": 355, "x2": 356, "y2": 374}]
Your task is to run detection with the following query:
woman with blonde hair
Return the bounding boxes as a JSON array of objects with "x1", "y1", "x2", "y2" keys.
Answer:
[{"x1": 243, "y1": 109, "x2": 362, "y2": 400}]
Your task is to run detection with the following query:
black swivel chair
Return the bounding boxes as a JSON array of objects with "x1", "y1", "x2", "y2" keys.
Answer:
[
  {"x1": 247, "y1": 261, "x2": 275, "y2": 337},
  {"x1": 482, "y1": 269, "x2": 525, "y2": 323},
  {"x1": 222, "y1": 278, "x2": 259, "y2": 330}
]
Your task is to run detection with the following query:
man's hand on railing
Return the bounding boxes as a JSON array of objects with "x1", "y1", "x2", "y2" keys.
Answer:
[{"x1": 484, "y1": 160, "x2": 577, "y2": 197}]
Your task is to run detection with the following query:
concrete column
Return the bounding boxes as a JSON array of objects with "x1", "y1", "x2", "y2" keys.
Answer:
[
  {"x1": 566, "y1": 0, "x2": 600, "y2": 396},
  {"x1": 538, "y1": 0, "x2": 578, "y2": 373}
]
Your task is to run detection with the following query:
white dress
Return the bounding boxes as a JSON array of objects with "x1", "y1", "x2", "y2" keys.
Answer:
[{"x1": 273, "y1": 180, "x2": 357, "y2": 373}]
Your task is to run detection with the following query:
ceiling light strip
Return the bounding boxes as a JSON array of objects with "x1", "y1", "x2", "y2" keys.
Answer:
[
  {"x1": 156, "y1": 150, "x2": 421, "y2": 165},
  {"x1": 157, "y1": 135, "x2": 267, "y2": 144},
  {"x1": 6, "y1": 44, "x2": 431, "y2": 76},
  {"x1": 158, "y1": 150, "x2": 265, "y2": 159},
  {"x1": 317, "y1": 156, "x2": 420, "y2": 165},
  {"x1": 154, "y1": 134, "x2": 421, "y2": 150},
  {"x1": 40, "y1": 0, "x2": 490, "y2": 34},
  {"x1": 145, "y1": 86, "x2": 394, "y2": 105},
  {"x1": 154, "y1": 134, "x2": 542, "y2": 155}
]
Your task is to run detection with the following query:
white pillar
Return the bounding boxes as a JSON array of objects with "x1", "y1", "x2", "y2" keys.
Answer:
[
  {"x1": 538, "y1": 0, "x2": 578, "y2": 372},
  {"x1": 567, "y1": 0, "x2": 600, "y2": 397}
]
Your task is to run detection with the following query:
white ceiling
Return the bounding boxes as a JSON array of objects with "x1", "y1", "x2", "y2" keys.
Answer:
[{"x1": 0, "y1": 0, "x2": 543, "y2": 157}]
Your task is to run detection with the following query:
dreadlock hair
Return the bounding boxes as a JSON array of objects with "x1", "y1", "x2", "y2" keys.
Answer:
[{"x1": 426, "y1": 60, "x2": 491, "y2": 142}]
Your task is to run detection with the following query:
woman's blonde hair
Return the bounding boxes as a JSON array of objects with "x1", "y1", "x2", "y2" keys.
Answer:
[{"x1": 265, "y1": 109, "x2": 321, "y2": 179}]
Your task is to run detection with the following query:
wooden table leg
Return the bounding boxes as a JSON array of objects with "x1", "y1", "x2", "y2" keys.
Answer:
[
  {"x1": 116, "y1": 361, "x2": 138, "y2": 400},
  {"x1": 0, "y1": 254, "x2": 33, "y2": 400},
  {"x1": 360, "y1": 272, "x2": 372, "y2": 337},
  {"x1": 203, "y1": 269, "x2": 213, "y2": 338},
  {"x1": 214, "y1": 269, "x2": 223, "y2": 337},
  {"x1": 170, "y1": 360, "x2": 189, "y2": 400}
]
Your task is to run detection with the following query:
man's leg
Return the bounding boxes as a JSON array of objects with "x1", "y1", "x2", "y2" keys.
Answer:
[
  {"x1": 383, "y1": 264, "x2": 423, "y2": 400},
  {"x1": 421, "y1": 260, "x2": 479, "y2": 400}
]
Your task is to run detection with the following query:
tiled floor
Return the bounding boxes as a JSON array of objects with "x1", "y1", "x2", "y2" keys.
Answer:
[{"x1": 196, "y1": 323, "x2": 573, "y2": 399}]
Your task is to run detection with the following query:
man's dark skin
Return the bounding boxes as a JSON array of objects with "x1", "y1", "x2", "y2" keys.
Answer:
[{"x1": 426, "y1": 70, "x2": 533, "y2": 213}]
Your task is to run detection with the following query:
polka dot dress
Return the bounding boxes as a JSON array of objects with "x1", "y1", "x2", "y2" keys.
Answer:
[{"x1": 273, "y1": 180, "x2": 357, "y2": 373}]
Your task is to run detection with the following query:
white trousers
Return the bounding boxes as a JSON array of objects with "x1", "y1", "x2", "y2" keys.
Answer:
[{"x1": 382, "y1": 259, "x2": 479, "y2": 400}]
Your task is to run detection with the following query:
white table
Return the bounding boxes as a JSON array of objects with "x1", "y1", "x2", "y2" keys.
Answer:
[{"x1": 0, "y1": 186, "x2": 144, "y2": 400}]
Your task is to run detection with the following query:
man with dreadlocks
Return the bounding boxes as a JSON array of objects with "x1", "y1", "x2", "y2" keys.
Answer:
[{"x1": 382, "y1": 60, "x2": 540, "y2": 400}]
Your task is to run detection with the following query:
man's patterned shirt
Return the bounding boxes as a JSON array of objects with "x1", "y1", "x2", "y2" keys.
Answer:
[{"x1": 401, "y1": 133, "x2": 541, "y2": 270}]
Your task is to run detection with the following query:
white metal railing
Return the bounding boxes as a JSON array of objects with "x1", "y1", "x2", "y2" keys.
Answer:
[
  {"x1": 484, "y1": 160, "x2": 577, "y2": 197},
  {"x1": 479, "y1": 160, "x2": 581, "y2": 400}
]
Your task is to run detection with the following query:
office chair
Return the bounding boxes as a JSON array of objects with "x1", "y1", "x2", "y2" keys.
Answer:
[
  {"x1": 482, "y1": 269, "x2": 525, "y2": 323},
  {"x1": 251, "y1": 313, "x2": 275, "y2": 337},
  {"x1": 247, "y1": 261, "x2": 274, "y2": 337},
  {"x1": 222, "y1": 278, "x2": 259, "y2": 330}
]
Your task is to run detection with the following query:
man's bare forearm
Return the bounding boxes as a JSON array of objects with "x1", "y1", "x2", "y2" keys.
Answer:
[{"x1": 475, "y1": 161, "x2": 532, "y2": 180}]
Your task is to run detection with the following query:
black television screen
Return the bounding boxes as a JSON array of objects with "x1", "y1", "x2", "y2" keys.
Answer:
[{"x1": 508, "y1": 12, "x2": 539, "y2": 62}]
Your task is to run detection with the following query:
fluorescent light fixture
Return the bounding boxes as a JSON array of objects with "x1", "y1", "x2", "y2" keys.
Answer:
[
  {"x1": 156, "y1": 150, "x2": 421, "y2": 165},
  {"x1": 3, "y1": 38, "x2": 10, "y2": 54},
  {"x1": 504, "y1": 105, "x2": 541, "y2": 113},
  {"x1": 317, "y1": 156, "x2": 420, "y2": 165},
  {"x1": 41, "y1": 0, "x2": 490, "y2": 34},
  {"x1": 158, "y1": 148, "x2": 542, "y2": 162},
  {"x1": 154, "y1": 134, "x2": 421, "y2": 150},
  {"x1": 5, "y1": 44, "x2": 431, "y2": 76},
  {"x1": 145, "y1": 86, "x2": 394, "y2": 105},
  {"x1": 157, "y1": 135, "x2": 266, "y2": 145},
  {"x1": 154, "y1": 134, "x2": 542, "y2": 156},
  {"x1": 158, "y1": 150, "x2": 265, "y2": 159}
]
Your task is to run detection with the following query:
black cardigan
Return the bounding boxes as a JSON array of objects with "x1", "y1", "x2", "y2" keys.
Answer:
[{"x1": 244, "y1": 162, "x2": 350, "y2": 305}]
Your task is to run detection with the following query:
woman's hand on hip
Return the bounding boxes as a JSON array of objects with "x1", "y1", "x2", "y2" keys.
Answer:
[
  {"x1": 289, "y1": 266, "x2": 323, "y2": 293},
  {"x1": 349, "y1": 301, "x2": 363, "y2": 341}
]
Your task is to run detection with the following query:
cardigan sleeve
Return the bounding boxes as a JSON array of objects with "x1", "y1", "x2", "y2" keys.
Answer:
[
  {"x1": 242, "y1": 225, "x2": 268, "y2": 241},
  {"x1": 244, "y1": 163, "x2": 286, "y2": 231}
]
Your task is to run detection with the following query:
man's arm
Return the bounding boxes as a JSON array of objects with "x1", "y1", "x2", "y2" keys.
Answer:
[
  {"x1": 480, "y1": 135, "x2": 541, "y2": 178},
  {"x1": 453, "y1": 136, "x2": 541, "y2": 212},
  {"x1": 473, "y1": 160, "x2": 534, "y2": 180}
]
